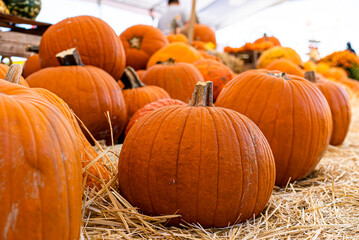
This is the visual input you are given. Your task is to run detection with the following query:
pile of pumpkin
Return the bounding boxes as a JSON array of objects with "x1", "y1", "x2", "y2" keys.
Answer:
[{"x1": 0, "y1": 14, "x2": 356, "y2": 239}]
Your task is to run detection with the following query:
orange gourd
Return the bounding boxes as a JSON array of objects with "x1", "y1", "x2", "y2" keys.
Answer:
[
  {"x1": 39, "y1": 15, "x2": 126, "y2": 80},
  {"x1": 216, "y1": 70, "x2": 332, "y2": 186},
  {"x1": 119, "y1": 81, "x2": 275, "y2": 227}
]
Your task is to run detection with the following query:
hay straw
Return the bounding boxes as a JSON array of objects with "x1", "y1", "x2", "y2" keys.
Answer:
[{"x1": 82, "y1": 99, "x2": 359, "y2": 239}]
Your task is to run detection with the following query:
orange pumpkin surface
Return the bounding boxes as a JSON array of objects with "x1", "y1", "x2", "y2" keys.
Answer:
[
  {"x1": 23, "y1": 54, "x2": 41, "y2": 78},
  {"x1": 265, "y1": 58, "x2": 305, "y2": 77}
]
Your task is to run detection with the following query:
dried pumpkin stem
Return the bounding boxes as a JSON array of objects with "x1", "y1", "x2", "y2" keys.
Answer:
[
  {"x1": 156, "y1": 58, "x2": 176, "y2": 65},
  {"x1": 4, "y1": 64, "x2": 23, "y2": 84},
  {"x1": 56, "y1": 48, "x2": 84, "y2": 66},
  {"x1": 305, "y1": 71, "x2": 317, "y2": 83},
  {"x1": 121, "y1": 67, "x2": 146, "y2": 89},
  {"x1": 189, "y1": 81, "x2": 214, "y2": 107}
]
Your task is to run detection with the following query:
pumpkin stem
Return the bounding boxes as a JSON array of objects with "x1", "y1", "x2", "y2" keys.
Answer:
[
  {"x1": 264, "y1": 33, "x2": 268, "y2": 41},
  {"x1": 156, "y1": 58, "x2": 176, "y2": 65},
  {"x1": 305, "y1": 71, "x2": 317, "y2": 83},
  {"x1": 189, "y1": 81, "x2": 214, "y2": 107},
  {"x1": 121, "y1": 67, "x2": 146, "y2": 89},
  {"x1": 5, "y1": 64, "x2": 23, "y2": 84},
  {"x1": 128, "y1": 36, "x2": 142, "y2": 49},
  {"x1": 56, "y1": 48, "x2": 84, "y2": 66}
]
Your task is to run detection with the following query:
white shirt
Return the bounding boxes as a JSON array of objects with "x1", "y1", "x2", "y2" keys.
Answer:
[{"x1": 158, "y1": 5, "x2": 189, "y2": 35}]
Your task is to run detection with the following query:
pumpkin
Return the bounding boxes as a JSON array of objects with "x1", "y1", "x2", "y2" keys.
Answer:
[
  {"x1": 216, "y1": 70, "x2": 332, "y2": 186},
  {"x1": 166, "y1": 33, "x2": 188, "y2": 44},
  {"x1": 315, "y1": 62, "x2": 331, "y2": 74},
  {"x1": 4, "y1": 0, "x2": 41, "y2": 19},
  {"x1": 257, "y1": 46, "x2": 303, "y2": 69},
  {"x1": 0, "y1": 63, "x2": 29, "y2": 87},
  {"x1": 193, "y1": 24, "x2": 217, "y2": 46},
  {"x1": 23, "y1": 54, "x2": 41, "y2": 78},
  {"x1": 125, "y1": 98, "x2": 185, "y2": 135},
  {"x1": 0, "y1": 65, "x2": 82, "y2": 240},
  {"x1": 146, "y1": 42, "x2": 203, "y2": 68},
  {"x1": 120, "y1": 67, "x2": 170, "y2": 117},
  {"x1": 119, "y1": 81, "x2": 275, "y2": 228},
  {"x1": 193, "y1": 59, "x2": 233, "y2": 101},
  {"x1": 322, "y1": 67, "x2": 348, "y2": 82},
  {"x1": 142, "y1": 59, "x2": 204, "y2": 102},
  {"x1": 265, "y1": 58, "x2": 305, "y2": 77},
  {"x1": 254, "y1": 33, "x2": 281, "y2": 46},
  {"x1": 120, "y1": 24, "x2": 168, "y2": 70},
  {"x1": 27, "y1": 48, "x2": 128, "y2": 144},
  {"x1": 305, "y1": 71, "x2": 351, "y2": 146},
  {"x1": 39, "y1": 15, "x2": 126, "y2": 80},
  {"x1": 303, "y1": 60, "x2": 317, "y2": 71},
  {"x1": 198, "y1": 50, "x2": 221, "y2": 62}
]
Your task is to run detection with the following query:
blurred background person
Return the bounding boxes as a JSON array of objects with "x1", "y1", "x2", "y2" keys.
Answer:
[{"x1": 157, "y1": 0, "x2": 189, "y2": 35}]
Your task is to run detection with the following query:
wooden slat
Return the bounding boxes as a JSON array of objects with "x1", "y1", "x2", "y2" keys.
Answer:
[{"x1": 0, "y1": 31, "x2": 41, "y2": 58}]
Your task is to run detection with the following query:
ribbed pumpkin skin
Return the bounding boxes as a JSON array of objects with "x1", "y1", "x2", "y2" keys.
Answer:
[
  {"x1": 39, "y1": 15, "x2": 126, "y2": 80},
  {"x1": 257, "y1": 46, "x2": 303, "y2": 69},
  {"x1": 23, "y1": 54, "x2": 41, "y2": 78},
  {"x1": 120, "y1": 25, "x2": 168, "y2": 70},
  {"x1": 193, "y1": 59, "x2": 234, "y2": 101},
  {"x1": 142, "y1": 63, "x2": 203, "y2": 102},
  {"x1": 26, "y1": 66, "x2": 128, "y2": 144},
  {"x1": 313, "y1": 78, "x2": 351, "y2": 146},
  {"x1": 0, "y1": 81, "x2": 81, "y2": 240},
  {"x1": 146, "y1": 42, "x2": 203, "y2": 68},
  {"x1": 119, "y1": 105, "x2": 275, "y2": 228},
  {"x1": 265, "y1": 58, "x2": 305, "y2": 78},
  {"x1": 122, "y1": 85, "x2": 170, "y2": 117},
  {"x1": 33, "y1": 88, "x2": 110, "y2": 188},
  {"x1": 0, "y1": 63, "x2": 29, "y2": 86},
  {"x1": 125, "y1": 98, "x2": 185, "y2": 135},
  {"x1": 193, "y1": 24, "x2": 217, "y2": 46},
  {"x1": 216, "y1": 70, "x2": 332, "y2": 186}
]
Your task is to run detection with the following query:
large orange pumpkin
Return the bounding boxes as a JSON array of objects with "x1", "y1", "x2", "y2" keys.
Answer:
[
  {"x1": 0, "y1": 65, "x2": 82, "y2": 240},
  {"x1": 125, "y1": 98, "x2": 186, "y2": 135},
  {"x1": 27, "y1": 48, "x2": 128, "y2": 144},
  {"x1": 193, "y1": 59, "x2": 233, "y2": 101},
  {"x1": 120, "y1": 67, "x2": 170, "y2": 117},
  {"x1": 120, "y1": 24, "x2": 168, "y2": 70},
  {"x1": 119, "y1": 81, "x2": 275, "y2": 228},
  {"x1": 216, "y1": 70, "x2": 332, "y2": 186},
  {"x1": 0, "y1": 63, "x2": 29, "y2": 86},
  {"x1": 265, "y1": 58, "x2": 305, "y2": 77},
  {"x1": 305, "y1": 71, "x2": 351, "y2": 146},
  {"x1": 146, "y1": 42, "x2": 203, "y2": 68},
  {"x1": 142, "y1": 59, "x2": 204, "y2": 102},
  {"x1": 23, "y1": 54, "x2": 41, "y2": 78},
  {"x1": 193, "y1": 24, "x2": 217, "y2": 46},
  {"x1": 257, "y1": 46, "x2": 303, "y2": 69},
  {"x1": 39, "y1": 15, "x2": 126, "y2": 80},
  {"x1": 254, "y1": 33, "x2": 281, "y2": 46}
]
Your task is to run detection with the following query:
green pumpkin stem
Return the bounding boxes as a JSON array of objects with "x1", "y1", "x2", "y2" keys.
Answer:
[
  {"x1": 189, "y1": 81, "x2": 214, "y2": 107},
  {"x1": 56, "y1": 48, "x2": 84, "y2": 66},
  {"x1": 305, "y1": 71, "x2": 317, "y2": 83},
  {"x1": 121, "y1": 67, "x2": 146, "y2": 89},
  {"x1": 5, "y1": 64, "x2": 23, "y2": 84}
]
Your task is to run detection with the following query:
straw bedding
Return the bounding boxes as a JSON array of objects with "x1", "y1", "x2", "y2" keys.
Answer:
[{"x1": 82, "y1": 100, "x2": 359, "y2": 239}]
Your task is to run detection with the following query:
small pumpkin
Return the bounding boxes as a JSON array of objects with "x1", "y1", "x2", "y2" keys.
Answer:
[
  {"x1": 193, "y1": 24, "x2": 217, "y2": 47},
  {"x1": 120, "y1": 24, "x2": 168, "y2": 70},
  {"x1": 0, "y1": 65, "x2": 82, "y2": 240},
  {"x1": 0, "y1": 63, "x2": 29, "y2": 87},
  {"x1": 39, "y1": 15, "x2": 126, "y2": 80},
  {"x1": 257, "y1": 46, "x2": 303, "y2": 69},
  {"x1": 120, "y1": 67, "x2": 170, "y2": 117},
  {"x1": 303, "y1": 60, "x2": 317, "y2": 71},
  {"x1": 193, "y1": 58, "x2": 233, "y2": 101},
  {"x1": 254, "y1": 33, "x2": 281, "y2": 46},
  {"x1": 265, "y1": 58, "x2": 305, "y2": 77},
  {"x1": 146, "y1": 42, "x2": 203, "y2": 68},
  {"x1": 125, "y1": 98, "x2": 186, "y2": 135},
  {"x1": 119, "y1": 81, "x2": 275, "y2": 228},
  {"x1": 166, "y1": 33, "x2": 188, "y2": 44},
  {"x1": 142, "y1": 59, "x2": 204, "y2": 102},
  {"x1": 27, "y1": 48, "x2": 128, "y2": 144},
  {"x1": 305, "y1": 71, "x2": 351, "y2": 146},
  {"x1": 23, "y1": 54, "x2": 41, "y2": 78},
  {"x1": 216, "y1": 70, "x2": 332, "y2": 186}
]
